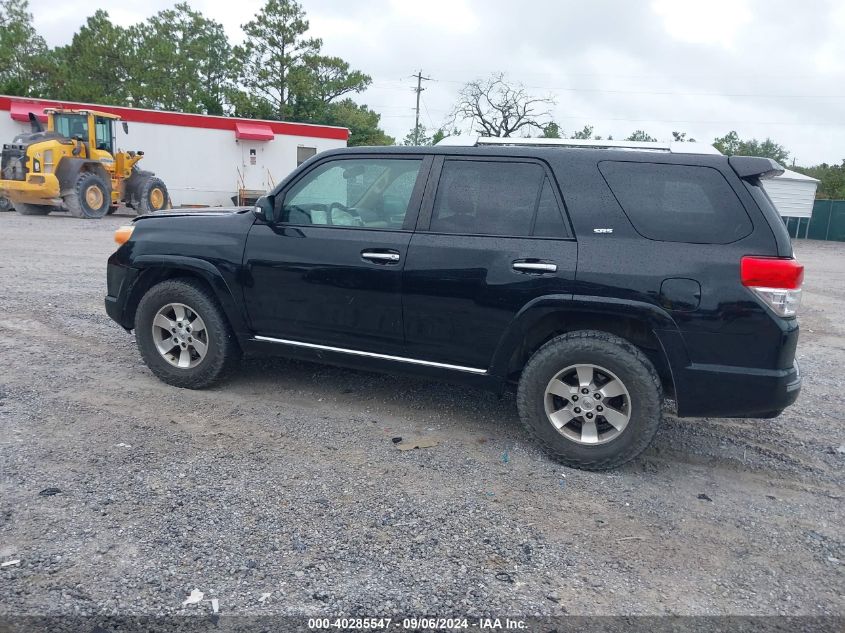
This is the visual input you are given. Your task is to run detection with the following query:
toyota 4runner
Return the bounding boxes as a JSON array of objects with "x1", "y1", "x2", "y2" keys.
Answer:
[{"x1": 105, "y1": 139, "x2": 803, "y2": 470}]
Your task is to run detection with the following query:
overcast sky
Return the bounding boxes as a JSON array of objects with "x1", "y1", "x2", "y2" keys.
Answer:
[{"x1": 31, "y1": 0, "x2": 845, "y2": 165}]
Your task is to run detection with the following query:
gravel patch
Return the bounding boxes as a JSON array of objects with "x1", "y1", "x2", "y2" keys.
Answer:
[{"x1": 0, "y1": 211, "x2": 842, "y2": 618}]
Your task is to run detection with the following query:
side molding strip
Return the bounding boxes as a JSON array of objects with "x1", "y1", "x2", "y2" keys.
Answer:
[{"x1": 253, "y1": 336, "x2": 488, "y2": 375}]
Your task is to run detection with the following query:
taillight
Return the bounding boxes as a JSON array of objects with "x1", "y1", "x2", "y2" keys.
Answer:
[{"x1": 741, "y1": 256, "x2": 804, "y2": 317}]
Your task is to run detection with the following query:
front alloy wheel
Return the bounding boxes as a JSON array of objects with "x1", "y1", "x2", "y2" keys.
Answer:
[
  {"x1": 151, "y1": 302, "x2": 209, "y2": 369},
  {"x1": 135, "y1": 279, "x2": 240, "y2": 388}
]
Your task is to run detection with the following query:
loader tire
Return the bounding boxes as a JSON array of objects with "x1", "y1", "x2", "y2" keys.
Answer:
[
  {"x1": 15, "y1": 202, "x2": 52, "y2": 216},
  {"x1": 136, "y1": 177, "x2": 169, "y2": 214},
  {"x1": 64, "y1": 172, "x2": 111, "y2": 219},
  {"x1": 0, "y1": 195, "x2": 13, "y2": 212}
]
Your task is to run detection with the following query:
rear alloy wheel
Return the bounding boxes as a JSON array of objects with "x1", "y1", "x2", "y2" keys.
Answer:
[
  {"x1": 65, "y1": 172, "x2": 111, "y2": 219},
  {"x1": 544, "y1": 364, "x2": 632, "y2": 445},
  {"x1": 517, "y1": 330, "x2": 662, "y2": 470}
]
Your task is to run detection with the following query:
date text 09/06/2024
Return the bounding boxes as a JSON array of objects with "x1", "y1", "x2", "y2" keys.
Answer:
[{"x1": 307, "y1": 617, "x2": 528, "y2": 630}]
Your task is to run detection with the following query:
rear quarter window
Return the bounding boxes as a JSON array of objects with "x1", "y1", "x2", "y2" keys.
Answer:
[{"x1": 599, "y1": 161, "x2": 752, "y2": 244}]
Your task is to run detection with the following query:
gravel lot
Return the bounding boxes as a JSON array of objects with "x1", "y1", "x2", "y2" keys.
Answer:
[{"x1": 0, "y1": 210, "x2": 842, "y2": 620}]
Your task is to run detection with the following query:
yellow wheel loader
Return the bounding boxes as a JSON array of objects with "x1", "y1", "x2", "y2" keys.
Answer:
[{"x1": 0, "y1": 109, "x2": 169, "y2": 219}]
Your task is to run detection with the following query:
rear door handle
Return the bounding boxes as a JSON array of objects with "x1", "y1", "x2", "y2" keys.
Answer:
[
  {"x1": 361, "y1": 249, "x2": 401, "y2": 264},
  {"x1": 512, "y1": 260, "x2": 557, "y2": 273}
]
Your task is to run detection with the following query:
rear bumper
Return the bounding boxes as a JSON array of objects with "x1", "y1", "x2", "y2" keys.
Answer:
[{"x1": 675, "y1": 360, "x2": 801, "y2": 418}]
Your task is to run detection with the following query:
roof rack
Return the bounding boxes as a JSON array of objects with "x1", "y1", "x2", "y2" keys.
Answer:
[{"x1": 435, "y1": 135, "x2": 723, "y2": 155}]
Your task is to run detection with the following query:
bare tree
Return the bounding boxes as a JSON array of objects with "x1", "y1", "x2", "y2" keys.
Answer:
[{"x1": 449, "y1": 73, "x2": 555, "y2": 137}]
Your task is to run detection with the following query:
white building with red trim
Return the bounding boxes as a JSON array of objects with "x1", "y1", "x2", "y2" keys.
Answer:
[{"x1": 0, "y1": 95, "x2": 348, "y2": 207}]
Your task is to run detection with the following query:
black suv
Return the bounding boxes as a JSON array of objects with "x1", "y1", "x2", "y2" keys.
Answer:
[{"x1": 105, "y1": 143, "x2": 802, "y2": 469}]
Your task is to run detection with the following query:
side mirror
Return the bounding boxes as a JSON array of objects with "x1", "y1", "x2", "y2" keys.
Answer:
[
  {"x1": 122, "y1": 121, "x2": 129, "y2": 134},
  {"x1": 253, "y1": 195, "x2": 274, "y2": 222}
]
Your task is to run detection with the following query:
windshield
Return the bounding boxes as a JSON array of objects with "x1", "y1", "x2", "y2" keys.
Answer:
[{"x1": 53, "y1": 114, "x2": 88, "y2": 140}]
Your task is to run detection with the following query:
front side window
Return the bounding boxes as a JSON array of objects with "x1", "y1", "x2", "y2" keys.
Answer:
[
  {"x1": 430, "y1": 160, "x2": 547, "y2": 237},
  {"x1": 599, "y1": 161, "x2": 752, "y2": 244},
  {"x1": 94, "y1": 117, "x2": 113, "y2": 152},
  {"x1": 280, "y1": 158, "x2": 423, "y2": 229}
]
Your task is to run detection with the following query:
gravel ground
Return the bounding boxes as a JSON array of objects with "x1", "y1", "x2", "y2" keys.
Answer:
[{"x1": 0, "y1": 210, "x2": 842, "y2": 619}]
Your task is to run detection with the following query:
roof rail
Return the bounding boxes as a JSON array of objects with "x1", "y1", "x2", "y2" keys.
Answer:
[{"x1": 436, "y1": 135, "x2": 723, "y2": 155}]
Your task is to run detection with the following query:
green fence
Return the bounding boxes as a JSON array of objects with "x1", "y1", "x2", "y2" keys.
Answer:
[{"x1": 784, "y1": 199, "x2": 845, "y2": 241}]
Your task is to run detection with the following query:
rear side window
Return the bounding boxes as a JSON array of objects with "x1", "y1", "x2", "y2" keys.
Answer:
[
  {"x1": 533, "y1": 178, "x2": 569, "y2": 238},
  {"x1": 599, "y1": 161, "x2": 752, "y2": 243},
  {"x1": 430, "y1": 160, "x2": 568, "y2": 237}
]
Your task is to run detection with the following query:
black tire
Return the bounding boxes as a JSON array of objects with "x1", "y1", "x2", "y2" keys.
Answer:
[
  {"x1": 0, "y1": 195, "x2": 13, "y2": 212},
  {"x1": 516, "y1": 330, "x2": 662, "y2": 470},
  {"x1": 135, "y1": 278, "x2": 240, "y2": 389},
  {"x1": 64, "y1": 172, "x2": 111, "y2": 219},
  {"x1": 15, "y1": 202, "x2": 52, "y2": 216},
  {"x1": 136, "y1": 177, "x2": 169, "y2": 214}
]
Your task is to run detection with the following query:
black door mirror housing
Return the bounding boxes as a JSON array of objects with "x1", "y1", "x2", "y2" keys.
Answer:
[
  {"x1": 122, "y1": 121, "x2": 129, "y2": 134},
  {"x1": 253, "y1": 195, "x2": 275, "y2": 222}
]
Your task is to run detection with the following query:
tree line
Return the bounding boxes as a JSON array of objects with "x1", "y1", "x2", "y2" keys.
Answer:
[
  {"x1": 406, "y1": 72, "x2": 844, "y2": 199},
  {"x1": 2, "y1": 0, "x2": 842, "y2": 198},
  {"x1": 0, "y1": 0, "x2": 393, "y2": 145}
]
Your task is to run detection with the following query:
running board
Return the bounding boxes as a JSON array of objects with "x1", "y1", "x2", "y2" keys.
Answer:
[{"x1": 252, "y1": 336, "x2": 488, "y2": 375}]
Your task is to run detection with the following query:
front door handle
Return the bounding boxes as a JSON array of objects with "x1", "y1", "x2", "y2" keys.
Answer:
[
  {"x1": 361, "y1": 249, "x2": 400, "y2": 264},
  {"x1": 512, "y1": 260, "x2": 557, "y2": 273}
]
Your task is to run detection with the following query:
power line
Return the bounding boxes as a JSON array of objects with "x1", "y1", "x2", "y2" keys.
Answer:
[
  {"x1": 366, "y1": 78, "x2": 845, "y2": 101},
  {"x1": 420, "y1": 93, "x2": 435, "y2": 127},
  {"x1": 373, "y1": 110, "x2": 845, "y2": 128},
  {"x1": 425, "y1": 77, "x2": 845, "y2": 99}
]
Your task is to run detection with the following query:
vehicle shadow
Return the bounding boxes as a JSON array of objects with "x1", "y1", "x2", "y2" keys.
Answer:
[
  {"x1": 229, "y1": 355, "x2": 521, "y2": 429},
  {"x1": 195, "y1": 354, "x2": 822, "y2": 479}
]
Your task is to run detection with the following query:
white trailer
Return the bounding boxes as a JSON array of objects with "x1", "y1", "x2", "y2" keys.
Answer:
[
  {"x1": 0, "y1": 95, "x2": 348, "y2": 207},
  {"x1": 760, "y1": 168, "x2": 819, "y2": 219}
]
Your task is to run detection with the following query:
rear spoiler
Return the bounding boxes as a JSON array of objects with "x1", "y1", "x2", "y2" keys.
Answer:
[{"x1": 728, "y1": 156, "x2": 784, "y2": 180}]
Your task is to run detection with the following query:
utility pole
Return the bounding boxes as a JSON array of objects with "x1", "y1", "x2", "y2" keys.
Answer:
[{"x1": 412, "y1": 70, "x2": 432, "y2": 145}]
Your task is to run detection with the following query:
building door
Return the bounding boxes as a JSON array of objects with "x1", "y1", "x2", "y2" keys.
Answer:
[{"x1": 240, "y1": 141, "x2": 270, "y2": 196}]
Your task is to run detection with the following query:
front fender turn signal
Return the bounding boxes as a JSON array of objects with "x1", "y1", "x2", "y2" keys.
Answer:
[{"x1": 114, "y1": 225, "x2": 134, "y2": 245}]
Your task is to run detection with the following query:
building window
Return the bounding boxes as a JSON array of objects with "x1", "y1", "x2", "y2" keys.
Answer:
[{"x1": 297, "y1": 146, "x2": 317, "y2": 166}]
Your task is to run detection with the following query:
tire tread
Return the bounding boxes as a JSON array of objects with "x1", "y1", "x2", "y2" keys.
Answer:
[
  {"x1": 516, "y1": 330, "x2": 662, "y2": 470},
  {"x1": 134, "y1": 278, "x2": 240, "y2": 388}
]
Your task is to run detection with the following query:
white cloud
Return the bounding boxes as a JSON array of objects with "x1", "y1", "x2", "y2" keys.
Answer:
[
  {"x1": 24, "y1": 0, "x2": 845, "y2": 164},
  {"x1": 812, "y1": 3, "x2": 845, "y2": 74},
  {"x1": 388, "y1": 0, "x2": 479, "y2": 34},
  {"x1": 651, "y1": 0, "x2": 753, "y2": 50}
]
